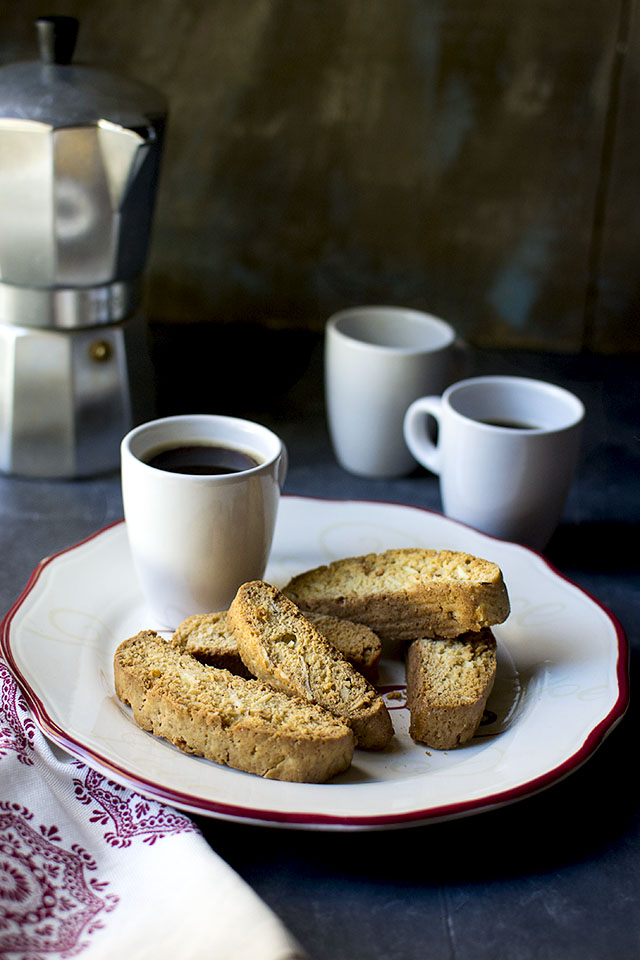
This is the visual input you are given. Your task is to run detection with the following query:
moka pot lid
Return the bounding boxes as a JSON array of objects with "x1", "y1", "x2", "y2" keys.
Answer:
[{"x1": 0, "y1": 15, "x2": 167, "y2": 131}]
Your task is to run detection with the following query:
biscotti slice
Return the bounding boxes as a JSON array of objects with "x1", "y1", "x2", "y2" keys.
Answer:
[
  {"x1": 173, "y1": 611, "x2": 382, "y2": 682},
  {"x1": 114, "y1": 630, "x2": 355, "y2": 783},
  {"x1": 283, "y1": 548, "x2": 510, "y2": 640},
  {"x1": 303, "y1": 612, "x2": 381, "y2": 682},
  {"x1": 228, "y1": 581, "x2": 393, "y2": 750},
  {"x1": 405, "y1": 628, "x2": 497, "y2": 749},
  {"x1": 172, "y1": 612, "x2": 252, "y2": 677}
]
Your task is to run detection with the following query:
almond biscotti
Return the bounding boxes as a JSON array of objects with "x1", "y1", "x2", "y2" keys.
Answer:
[
  {"x1": 228, "y1": 581, "x2": 394, "y2": 750},
  {"x1": 172, "y1": 612, "x2": 253, "y2": 678},
  {"x1": 405, "y1": 628, "x2": 497, "y2": 749},
  {"x1": 114, "y1": 630, "x2": 355, "y2": 782},
  {"x1": 303, "y1": 612, "x2": 381, "y2": 681},
  {"x1": 283, "y1": 548, "x2": 510, "y2": 640},
  {"x1": 173, "y1": 610, "x2": 382, "y2": 682}
]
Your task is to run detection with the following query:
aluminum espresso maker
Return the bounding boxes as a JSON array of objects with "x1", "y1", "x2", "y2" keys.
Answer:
[{"x1": 0, "y1": 16, "x2": 167, "y2": 476}]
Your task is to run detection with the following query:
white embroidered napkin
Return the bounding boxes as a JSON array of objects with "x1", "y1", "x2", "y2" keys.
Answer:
[{"x1": 0, "y1": 661, "x2": 307, "y2": 960}]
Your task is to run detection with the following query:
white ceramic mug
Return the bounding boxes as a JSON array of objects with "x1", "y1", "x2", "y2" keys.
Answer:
[
  {"x1": 325, "y1": 305, "x2": 457, "y2": 477},
  {"x1": 403, "y1": 375, "x2": 585, "y2": 550},
  {"x1": 121, "y1": 414, "x2": 287, "y2": 628}
]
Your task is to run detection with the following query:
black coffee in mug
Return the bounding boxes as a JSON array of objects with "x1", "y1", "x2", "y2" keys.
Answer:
[{"x1": 144, "y1": 443, "x2": 260, "y2": 475}]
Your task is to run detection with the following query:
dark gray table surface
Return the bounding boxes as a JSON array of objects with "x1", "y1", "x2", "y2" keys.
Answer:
[{"x1": 1, "y1": 344, "x2": 637, "y2": 960}]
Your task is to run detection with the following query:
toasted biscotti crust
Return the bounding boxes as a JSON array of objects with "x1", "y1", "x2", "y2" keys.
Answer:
[
  {"x1": 283, "y1": 548, "x2": 510, "y2": 640},
  {"x1": 228, "y1": 581, "x2": 394, "y2": 750},
  {"x1": 173, "y1": 610, "x2": 382, "y2": 682},
  {"x1": 114, "y1": 630, "x2": 355, "y2": 782},
  {"x1": 405, "y1": 628, "x2": 497, "y2": 749}
]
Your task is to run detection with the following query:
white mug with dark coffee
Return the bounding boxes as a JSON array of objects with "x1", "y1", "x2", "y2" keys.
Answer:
[
  {"x1": 403, "y1": 376, "x2": 585, "y2": 550},
  {"x1": 121, "y1": 414, "x2": 287, "y2": 627}
]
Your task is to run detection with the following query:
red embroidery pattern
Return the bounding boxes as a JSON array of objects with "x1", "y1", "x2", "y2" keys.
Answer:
[
  {"x1": 0, "y1": 645, "x2": 200, "y2": 958},
  {"x1": 0, "y1": 802, "x2": 118, "y2": 957},
  {"x1": 0, "y1": 662, "x2": 35, "y2": 765},
  {"x1": 73, "y1": 767, "x2": 198, "y2": 847},
  {"x1": 1, "y1": 662, "x2": 196, "y2": 847}
]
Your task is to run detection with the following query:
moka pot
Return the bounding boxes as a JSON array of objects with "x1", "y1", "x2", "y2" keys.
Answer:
[{"x1": 0, "y1": 16, "x2": 167, "y2": 476}]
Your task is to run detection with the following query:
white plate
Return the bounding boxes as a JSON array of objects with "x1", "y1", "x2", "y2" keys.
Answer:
[{"x1": 1, "y1": 496, "x2": 628, "y2": 830}]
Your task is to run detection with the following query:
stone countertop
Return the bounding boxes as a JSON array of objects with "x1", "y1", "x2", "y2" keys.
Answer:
[{"x1": 0, "y1": 343, "x2": 637, "y2": 960}]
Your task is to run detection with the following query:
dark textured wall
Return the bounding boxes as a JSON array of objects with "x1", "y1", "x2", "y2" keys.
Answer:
[{"x1": 1, "y1": 0, "x2": 638, "y2": 353}]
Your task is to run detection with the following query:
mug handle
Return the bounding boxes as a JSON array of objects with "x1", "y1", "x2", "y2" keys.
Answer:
[{"x1": 403, "y1": 397, "x2": 443, "y2": 475}]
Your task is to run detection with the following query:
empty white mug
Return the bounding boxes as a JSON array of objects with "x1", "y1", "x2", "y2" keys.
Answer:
[
  {"x1": 403, "y1": 376, "x2": 585, "y2": 550},
  {"x1": 121, "y1": 414, "x2": 287, "y2": 628},
  {"x1": 325, "y1": 305, "x2": 456, "y2": 477}
]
